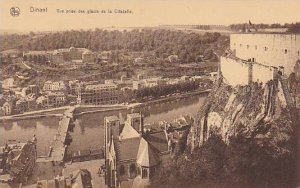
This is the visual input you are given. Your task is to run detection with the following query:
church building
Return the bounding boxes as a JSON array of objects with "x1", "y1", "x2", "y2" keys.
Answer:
[{"x1": 104, "y1": 113, "x2": 170, "y2": 188}]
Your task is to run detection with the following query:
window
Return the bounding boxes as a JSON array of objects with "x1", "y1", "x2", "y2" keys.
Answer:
[
  {"x1": 284, "y1": 49, "x2": 288, "y2": 54},
  {"x1": 119, "y1": 165, "x2": 125, "y2": 176},
  {"x1": 298, "y1": 51, "x2": 299, "y2": 56},
  {"x1": 240, "y1": 44, "x2": 242, "y2": 47},
  {"x1": 255, "y1": 45, "x2": 258, "y2": 50},
  {"x1": 264, "y1": 47, "x2": 268, "y2": 51},
  {"x1": 142, "y1": 168, "x2": 148, "y2": 179},
  {"x1": 247, "y1": 45, "x2": 250, "y2": 49},
  {"x1": 130, "y1": 164, "x2": 136, "y2": 176}
]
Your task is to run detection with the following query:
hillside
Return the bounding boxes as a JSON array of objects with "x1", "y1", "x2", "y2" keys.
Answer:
[
  {"x1": 0, "y1": 29, "x2": 229, "y2": 63},
  {"x1": 189, "y1": 77, "x2": 297, "y2": 153},
  {"x1": 152, "y1": 77, "x2": 299, "y2": 188}
]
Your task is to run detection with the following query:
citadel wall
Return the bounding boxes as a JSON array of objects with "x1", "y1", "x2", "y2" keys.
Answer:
[
  {"x1": 230, "y1": 33, "x2": 300, "y2": 75},
  {"x1": 220, "y1": 56, "x2": 277, "y2": 86},
  {"x1": 220, "y1": 56, "x2": 248, "y2": 86}
]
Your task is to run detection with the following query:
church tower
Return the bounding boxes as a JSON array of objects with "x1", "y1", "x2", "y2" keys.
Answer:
[
  {"x1": 127, "y1": 113, "x2": 144, "y2": 135},
  {"x1": 104, "y1": 116, "x2": 120, "y2": 157}
]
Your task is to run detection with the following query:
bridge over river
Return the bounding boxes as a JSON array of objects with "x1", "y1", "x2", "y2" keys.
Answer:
[{"x1": 37, "y1": 106, "x2": 75, "y2": 163}]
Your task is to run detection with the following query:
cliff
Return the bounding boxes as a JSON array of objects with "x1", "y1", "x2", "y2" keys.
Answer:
[{"x1": 188, "y1": 76, "x2": 297, "y2": 158}]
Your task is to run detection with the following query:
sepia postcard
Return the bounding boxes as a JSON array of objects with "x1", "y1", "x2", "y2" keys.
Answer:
[{"x1": 0, "y1": 0, "x2": 300, "y2": 188}]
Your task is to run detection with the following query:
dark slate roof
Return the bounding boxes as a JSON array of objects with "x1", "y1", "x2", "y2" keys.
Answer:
[
  {"x1": 143, "y1": 131, "x2": 168, "y2": 154},
  {"x1": 136, "y1": 138, "x2": 160, "y2": 167},
  {"x1": 116, "y1": 137, "x2": 140, "y2": 161}
]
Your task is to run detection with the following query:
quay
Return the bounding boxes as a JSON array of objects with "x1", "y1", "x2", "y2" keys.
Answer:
[{"x1": 0, "y1": 106, "x2": 68, "y2": 121}]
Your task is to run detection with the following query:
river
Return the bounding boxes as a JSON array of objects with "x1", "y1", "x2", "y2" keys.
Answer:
[{"x1": 0, "y1": 94, "x2": 207, "y2": 156}]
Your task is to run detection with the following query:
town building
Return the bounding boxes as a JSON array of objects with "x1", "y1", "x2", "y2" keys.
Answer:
[
  {"x1": 189, "y1": 75, "x2": 203, "y2": 82},
  {"x1": 71, "y1": 59, "x2": 86, "y2": 69},
  {"x1": 23, "y1": 51, "x2": 52, "y2": 62},
  {"x1": 36, "y1": 96, "x2": 48, "y2": 108},
  {"x1": 77, "y1": 83, "x2": 119, "y2": 105},
  {"x1": 43, "y1": 81, "x2": 66, "y2": 91},
  {"x1": 132, "y1": 80, "x2": 144, "y2": 90},
  {"x1": 160, "y1": 115, "x2": 193, "y2": 152},
  {"x1": 52, "y1": 47, "x2": 87, "y2": 62},
  {"x1": 71, "y1": 148, "x2": 103, "y2": 162},
  {"x1": 36, "y1": 92, "x2": 66, "y2": 108},
  {"x1": 23, "y1": 47, "x2": 95, "y2": 65},
  {"x1": 2, "y1": 78, "x2": 15, "y2": 90},
  {"x1": 116, "y1": 76, "x2": 134, "y2": 91},
  {"x1": 104, "y1": 113, "x2": 170, "y2": 188},
  {"x1": 166, "y1": 77, "x2": 184, "y2": 85},
  {"x1": 68, "y1": 80, "x2": 82, "y2": 95},
  {"x1": 120, "y1": 75, "x2": 129, "y2": 82},
  {"x1": 0, "y1": 138, "x2": 37, "y2": 184},
  {"x1": 82, "y1": 50, "x2": 96, "y2": 63},
  {"x1": 46, "y1": 92, "x2": 66, "y2": 107},
  {"x1": 36, "y1": 169, "x2": 93, "y2": 188},
  {"x1": 15, "y1": 94, "x2": 37, "y2": 113},
  {"x1": 132, "y1": 77, "x2": 165, "y2": 90},
  {"x1": 105, "y1": 79, "x2": 115, "y2": 85},
  {"x1": 52, "y1": 50, "x2": 64, "y2": 64},
  {"x1": 21, "y1": 85, "x2": 40, "y2": 97},
  {"x1": 98, "y1": 51, "x2": 112, "y2": 62},
  {"x1": 1, "y1": 98, "x2": 16, "y2": 116},
  {"x1": 68, "y1": 47, "x2": 86, "y2": 60}
]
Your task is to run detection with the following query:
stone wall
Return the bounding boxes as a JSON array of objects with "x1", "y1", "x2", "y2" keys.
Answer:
[
  {"x1": 220, "y1": 56, "x2": 249, "y2": 86},
  {"x1": 230, "y1": 33, "x2": 300, "y2": 75},
  {"x1": 252, "y1": 62, "x2": 276, "y2": 84},
  {"x1": 220, "y1": 56, "x2": 277, "y2": 86}
]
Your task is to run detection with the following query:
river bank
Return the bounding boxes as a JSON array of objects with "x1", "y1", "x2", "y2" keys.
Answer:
[
  {"x1": 142, "y1": 89, "x2": 210, "y2": 106},
  {"x1": 1, "y1": 92, "x2": 207, "y2": 156},
  {"x1": 0, "y1": 106, "x2": 68, "y2": 121},
  {"x1": 0, "y1": 89, "x2": 211, "y2": 121}
]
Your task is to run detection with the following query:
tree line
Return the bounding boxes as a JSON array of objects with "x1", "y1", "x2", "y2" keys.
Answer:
[
  {"x1": 134, "y1": 80, "x2": 211, "y2": 100},
  {"x1": 229, "y1": 22, "x2": 300, "y2": 33},
  {"x1": 0, "y1": 29, "x2": 229, "y2": 63},
  {"x1": 152, "y1": 133, "x2": 297, "y2": 188}
]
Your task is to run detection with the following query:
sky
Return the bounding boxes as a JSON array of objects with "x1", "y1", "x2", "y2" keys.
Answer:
[{"x1": 0, "y1": 0, "x2": 300, "y2": 32}]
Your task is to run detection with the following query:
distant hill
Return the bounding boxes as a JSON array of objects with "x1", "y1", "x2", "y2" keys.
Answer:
[{"x1": 0, "y1": 29, "x2": 229, "y2": 63}]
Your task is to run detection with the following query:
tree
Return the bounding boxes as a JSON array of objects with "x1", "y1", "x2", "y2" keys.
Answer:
[
  {"x1": 287, "y1": 22, "x2": 300, "y2": 34},
  {"x1": 152, "y1": 134, "x2": 226, "y2": 188}
]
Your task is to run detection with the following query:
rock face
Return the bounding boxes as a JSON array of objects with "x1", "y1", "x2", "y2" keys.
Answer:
[{"x1": 188, "y1": 77, "x2": 296, "y2": 157}]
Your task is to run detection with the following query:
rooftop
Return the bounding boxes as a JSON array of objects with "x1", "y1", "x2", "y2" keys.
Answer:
[
  {"x1": 119, "y1": 120, "x2": 140, "y2": 140},
  {"x1": 116, "y1": 137, "x2": 141, "y2": 162},
  {"x1": 85, "y1": 83, "x2": 117, "y2": 90},
  {"x1": 136, "y1": 138, "x2": 160, "y2": 167},
  {"x1": 143, "y1": 132, "x2": 169, "y2": 154}
]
